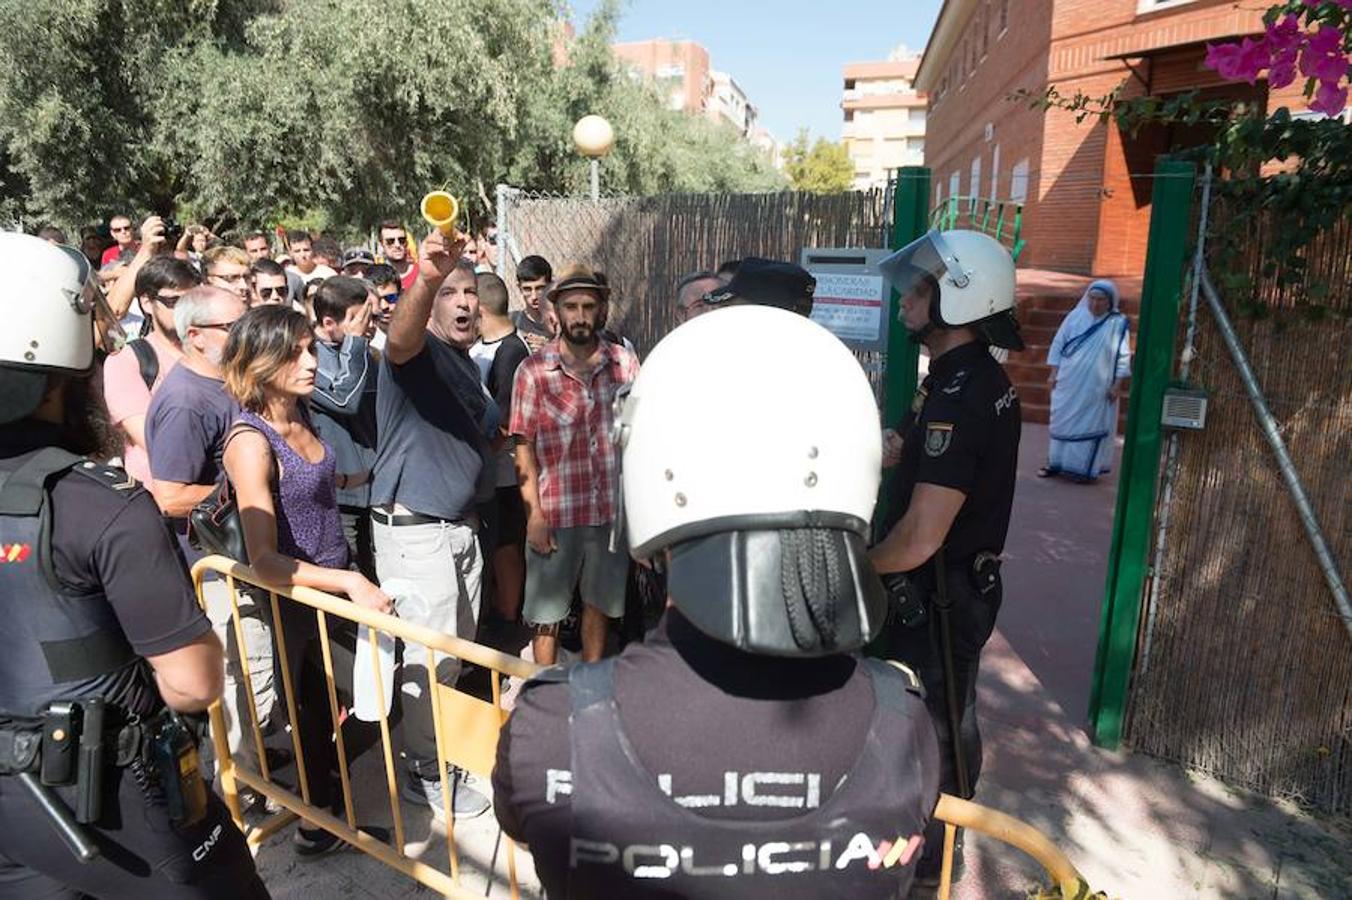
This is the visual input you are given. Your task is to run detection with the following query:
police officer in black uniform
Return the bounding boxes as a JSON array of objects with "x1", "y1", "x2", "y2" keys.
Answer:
[
  {"x1": 868, "y1": 229, "x2": 1023, "y2": 889},
  {"x1": 0, "y1": 234, "x2": 268, "y2": 899},
  {"x1": 493, "y1": 302, "x2": 942, "y2": 898}
]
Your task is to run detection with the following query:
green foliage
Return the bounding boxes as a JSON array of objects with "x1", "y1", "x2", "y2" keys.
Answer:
[
  {"x1": 783, "y1": 128, "x2": 854, "y2": 194},
  {"x1": 0, "y1": 0, "x2": 783, "y2": 235},
  {"x1": 1014, "y1": 85, "x2": 1352, "y2": 318}
]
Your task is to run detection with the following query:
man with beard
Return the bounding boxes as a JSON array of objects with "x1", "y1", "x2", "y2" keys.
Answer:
[
  {"x1": 0, "y1": 235, "x2": 269, "y2": 898},
  {"x1": 510, "y1": 265, "x2": 639, "y2": 666},
  {"x1": 376, "y1": 221, "x2": 418, "y2": 292},
  {"x1": 371, "y1": 232, "x2": 499, "y2": 820}
]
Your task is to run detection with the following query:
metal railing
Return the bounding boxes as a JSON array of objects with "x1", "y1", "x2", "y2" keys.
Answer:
[
  {"x1": 930, "y1": 195, "x2": 1027, "y2": 261},
  {"x1": 191, "y1": 555, "x2": 1106, "y2": 899},
  {"x1": 191, "y1": 556, "x2": 539, "y2": 898}
]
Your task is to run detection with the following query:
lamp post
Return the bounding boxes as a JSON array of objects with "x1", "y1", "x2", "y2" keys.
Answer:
[{"x1": 573, "y1": 114, "x2": 614, "y2": 203}]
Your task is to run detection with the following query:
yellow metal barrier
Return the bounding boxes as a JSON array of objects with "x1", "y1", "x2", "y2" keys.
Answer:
[
  {"x1": 191, "y1": 555, "x2": 539, "y2": 899},
  {"x1": 191, "y1": 556, "x2": 1105, "y2": 899}
]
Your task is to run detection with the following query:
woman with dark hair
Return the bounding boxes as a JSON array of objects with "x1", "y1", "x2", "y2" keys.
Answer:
[{"x1": 220, "y1": 304, "x2": 391, "y2": 856}]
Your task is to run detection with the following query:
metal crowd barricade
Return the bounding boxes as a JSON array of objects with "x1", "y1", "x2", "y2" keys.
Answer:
[
  {"x1": 190, "y1": 556, "x2": 1105, "y2": 899},
  {"x1": 190, "y1": 555, "x2": 540, "y2": 898}
]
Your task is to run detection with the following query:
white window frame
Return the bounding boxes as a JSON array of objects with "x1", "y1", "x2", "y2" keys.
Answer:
[
  {"x1": 990, "y1": 144, "x2": 1001, "y2": 200},
  {"x1": 1136, "y1": 0, "x2": 1198, "y2": 13},
  {"x1": 969, "y1": 156, "x2": 982, "y2": 201},
  {"x1": 1010, "y1": 158, "x2": 1030, "y2": 203}
]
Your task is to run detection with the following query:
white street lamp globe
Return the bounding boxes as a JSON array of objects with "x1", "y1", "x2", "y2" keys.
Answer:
[{"x1": 573, "y1": 115, "x2": 615, "y2": 158}]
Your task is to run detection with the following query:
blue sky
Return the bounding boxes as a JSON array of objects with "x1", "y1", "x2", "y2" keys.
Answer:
[{"x1": 570, "y1": 0, "x2": 944, "y2": 145}]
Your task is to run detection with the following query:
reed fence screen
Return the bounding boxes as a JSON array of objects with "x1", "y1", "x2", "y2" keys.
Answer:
[
  {"x1": 1124, "y1": 201, "x2": 1352, "y2": 815},
  {"x1": 496, "y1": 186, "x2": 896, "y2": 402}
]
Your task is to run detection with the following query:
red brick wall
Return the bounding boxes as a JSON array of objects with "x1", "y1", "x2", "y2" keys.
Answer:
[{"x1": 923, "y1": 0, "x2": 1272, "y2": 276}]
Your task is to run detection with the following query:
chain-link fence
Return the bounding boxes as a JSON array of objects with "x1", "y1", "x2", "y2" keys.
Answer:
[{"x1": 495, "y1": 183, "x2": 896, "y2": 398}]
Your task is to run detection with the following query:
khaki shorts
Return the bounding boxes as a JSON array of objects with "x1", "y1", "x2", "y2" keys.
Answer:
[{"x1": 524, "y1": 525, "x2": 628, "y2": 625}]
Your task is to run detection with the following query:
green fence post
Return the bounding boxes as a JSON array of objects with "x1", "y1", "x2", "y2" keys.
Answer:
[
  {"x1": 875, "y1": 166, "x2": 930, "y2": 531},
  {"x1": 1087, "y1": 159, "x2": 1196, "y2": 748}
]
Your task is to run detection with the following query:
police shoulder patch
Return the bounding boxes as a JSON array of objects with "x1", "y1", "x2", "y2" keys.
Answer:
[
  {"x1": 924, "y1": 422, "x2": 954, "y2": 457},
  {"x1": 69, "y1": 460, "x2": 144, "y2": 497},
  {"x1": 939, "y1": 368, "x2": 970, "y2": 396}
]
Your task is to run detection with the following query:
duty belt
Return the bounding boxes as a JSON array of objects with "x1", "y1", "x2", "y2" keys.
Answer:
[{"x1": 0, "y1": 706, "x2": 174, "y2": 776}]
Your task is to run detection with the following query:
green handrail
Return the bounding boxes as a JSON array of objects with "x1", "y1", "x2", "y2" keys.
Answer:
[{"x1": 929, "y1": 195, "x2": 1025, "y2": 261}]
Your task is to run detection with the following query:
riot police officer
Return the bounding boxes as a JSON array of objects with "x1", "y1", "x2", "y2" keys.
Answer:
[
  {"x1": 868, "y1": 229, "x2": 1023, "y2": 888},
  {"x1": 0, "y1": 234, "x2": 268, "y2": 899},
  {"x1": 493, "y1": 303, "x2": 941, "y2": 898}
]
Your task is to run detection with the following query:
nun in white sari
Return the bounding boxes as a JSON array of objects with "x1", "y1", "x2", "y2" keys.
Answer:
[{"x1": 1039, "y1": 279, "x2": 1131, "y2": 482}]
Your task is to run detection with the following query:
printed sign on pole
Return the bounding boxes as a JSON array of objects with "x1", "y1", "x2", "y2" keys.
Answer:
[{"x1": 800, "y1": 248, "x2": 892, "y2": 352}]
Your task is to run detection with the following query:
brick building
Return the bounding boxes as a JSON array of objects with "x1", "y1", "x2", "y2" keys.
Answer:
[
  {"x1": 841, "y1": 50, "x2": 928, "y2": 190},
  {"x1": 917, "y1": 0, "x2": 1307, "y2": 277},
  {"x1": 613, "y1": 40, "x2": 713, "y2": 115}
]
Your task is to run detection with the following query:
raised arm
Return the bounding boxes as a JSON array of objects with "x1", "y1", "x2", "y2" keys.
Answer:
[{"x1": 384, "y1": 228, "x2": 468, "y2": 366}]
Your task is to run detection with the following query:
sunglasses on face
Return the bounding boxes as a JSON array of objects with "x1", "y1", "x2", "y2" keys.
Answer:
[
  {"x1": 378, "y1": 292, "x2": 400, "y2": 304},
  {"x1": 382, "y1": 236, "x2": 405, "y2": 246},
  {"x1": 154, "y1": 292, "x2": 185, "y2": 307},
  {"x1": 110, "y1": 226, "x2": 132, "y2": 233},
  {"x1": 256, "y1": 285, "x2": 286, "y2": 299},
  {"x1": 194, "y1": 321, "x2": 238, "y2": 332}
]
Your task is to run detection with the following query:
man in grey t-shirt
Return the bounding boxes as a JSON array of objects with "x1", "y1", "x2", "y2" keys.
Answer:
[
  {"x1": 371, "y1": 231, "x2": 498, "y2": 820},
  {"x1": 144, "y1": 286, "x2": 276, "y2": 783}
]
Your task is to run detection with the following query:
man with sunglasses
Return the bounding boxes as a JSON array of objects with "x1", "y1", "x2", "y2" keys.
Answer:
[
  {"x1": 366, "y1": 263, "x2": 401, "y2": 352},
  {"x1": 102, "y1": 257, "x2": 201, "y2": 485},
  {"x1": 100, "y1": 213, "x2": 139, "y2": 267},
  {"x1": 144, "y1": 287, "x2": 279, "y2": 793},
  {"x1": 248, "y1": 258, "x2": 289, "y2": 307},
  {"x1": 376, "y1": 221, "x2": 418, "y2": 292}
]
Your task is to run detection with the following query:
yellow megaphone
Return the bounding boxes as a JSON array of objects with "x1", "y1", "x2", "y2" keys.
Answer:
[{"x1": 420, "y1": 191, "x2": 460, "y2": 236}]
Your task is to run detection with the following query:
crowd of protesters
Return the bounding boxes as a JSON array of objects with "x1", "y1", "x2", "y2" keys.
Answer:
[{"x1": 46, "y1": 210, "x2": 700, "y2": 843}]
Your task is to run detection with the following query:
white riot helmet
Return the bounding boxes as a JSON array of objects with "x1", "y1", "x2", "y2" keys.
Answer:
[
  {"x1": 879, "y1": 229, "x2": 1022, "y2": 350},
  {"x1": 617, "y1": 305, "x2": 887, "y2": 657},
  {"x1": 0, "y1": 233, "x2": 98, "y2": 425}
]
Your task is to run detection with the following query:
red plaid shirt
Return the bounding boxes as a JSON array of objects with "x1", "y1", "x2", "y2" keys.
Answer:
[{"x1": 509, "y1": 339, "x2": 640, "y2": 529}]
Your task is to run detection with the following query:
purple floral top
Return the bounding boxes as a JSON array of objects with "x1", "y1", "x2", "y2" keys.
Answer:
[{"x1": 235, "y1": 410, "x2": 348, "y2": 570}]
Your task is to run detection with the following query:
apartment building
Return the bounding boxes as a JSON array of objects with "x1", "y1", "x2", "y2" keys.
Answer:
[{"x1": 841, "y1": 50, "x2": 928, "y2": 190}]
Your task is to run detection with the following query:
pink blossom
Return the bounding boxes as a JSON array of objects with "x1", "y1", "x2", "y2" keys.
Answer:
[
  {"x1": 1268, "y1": 56, "x2": 1299, "y2": 88},
  {"x1": 1206, "y1": 38, "x2": 1271, "y2": 82},
  {"x1": 1205, "y1": 41, "x2": 1245, "y2": 80},
  {"x1": 1299, "y1": 28, "x2": 1349, "y2": 83},
  {"x1": 1310, "y1": 79, "x2": 1349, "y2": 116},
  {"x1": 1266, "y1": 14, "x2": 1302, "y2": 50}
]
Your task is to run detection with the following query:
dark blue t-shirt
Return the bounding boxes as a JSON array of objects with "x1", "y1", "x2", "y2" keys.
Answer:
[
  {"x1": 371, "y1": 336, "x2": 496, "y2": 521},
  {"x1": 144, "y1": 364, "x2": 240, "y2": 560}
]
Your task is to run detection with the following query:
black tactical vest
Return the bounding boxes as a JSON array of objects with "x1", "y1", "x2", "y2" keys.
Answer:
[
  {"x1": 0, "y1": 449, "x2": 138, "y2": 719},
  {"x1": 563, "y1": 657, "x2": 934, "y2": 899}
]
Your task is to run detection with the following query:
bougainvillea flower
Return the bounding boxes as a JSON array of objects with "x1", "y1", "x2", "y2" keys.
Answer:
[{"x1": 1310, "y1": 79, "x2": 1349, "y2": 117}]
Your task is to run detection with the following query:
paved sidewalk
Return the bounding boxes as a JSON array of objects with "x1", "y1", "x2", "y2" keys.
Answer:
[{"x1": 955, "y1": 424, "x2": 1352, "y2": 899}]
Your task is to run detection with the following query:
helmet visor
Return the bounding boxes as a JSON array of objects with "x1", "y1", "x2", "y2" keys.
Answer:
[{"x1": 878, "y1": 230, "x2": 970, "y2": 325}]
